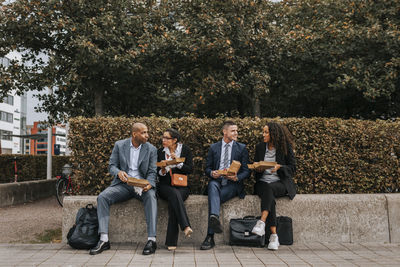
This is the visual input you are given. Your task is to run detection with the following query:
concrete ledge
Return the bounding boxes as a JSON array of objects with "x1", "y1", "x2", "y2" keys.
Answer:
[
  {"x1": 386, "y1": 194, "x2": 400, "y2": 243},
  {"x1": 62, "y1": 194, "x2": 400, "y2": 244},
  {"x1": 0, "y1": 178, "x2": 57, "y2": 207}
]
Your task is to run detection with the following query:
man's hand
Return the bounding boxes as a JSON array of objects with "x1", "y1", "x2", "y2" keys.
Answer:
[
  {"x1": 226, "y1": 175, "x2": 238, "y2": 182},
  {"x1": 142, "y1": 184, "x2": 152, "y2": 192},
  {"x1": 211, "y1": 170, "x2": 221, "y2": 179},
  {"x1": 270, "y1": 164, "x2": 281, "y2": 173},
  {"x1": 118, "y1": 171, "x2": 129, "y2": 182},
  {"x1": 170, "y1": 152, "x2": 177, "y2": 159}
]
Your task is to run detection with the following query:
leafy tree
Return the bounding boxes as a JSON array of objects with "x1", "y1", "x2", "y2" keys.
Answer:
[
  {"x1": 171, "y1": 0, "x2": 282, "y2": 117},
  {"x1": 264, "y1": 0, "x2": 400, "y2": 118},
  {"x1": 0, "y1": 0, "x2": 171, "y2": 122},
  {"x1": 1, "y1": 0, "x2": 399, "y2": 120}
]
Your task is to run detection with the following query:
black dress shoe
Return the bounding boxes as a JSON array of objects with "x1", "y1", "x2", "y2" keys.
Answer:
[
  {"x1": 89, "y1": 240, "x2": 110, "y2": 255},
  {"x1": 200, "y1": 235, "x2": 215, "y2": 250},
  {"x1": 142, "y1": 240, "x2": 157, "y2": 255},
  {"x1": 209, "y1": 214, "x2": 223, "y2": 233}
]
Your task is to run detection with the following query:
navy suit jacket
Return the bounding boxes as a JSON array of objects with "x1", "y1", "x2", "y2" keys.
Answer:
[
  {"x1": 205, "y1": 140, "x2": 250, "y2": 198},
  {"x1": 108, "y1": 138, "x2": 158, "y2": 187}
]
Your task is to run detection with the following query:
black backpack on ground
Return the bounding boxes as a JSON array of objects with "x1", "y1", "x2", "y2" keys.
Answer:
[{"x1": 67, "y1": 204, "x2": 99, "y2": 249}]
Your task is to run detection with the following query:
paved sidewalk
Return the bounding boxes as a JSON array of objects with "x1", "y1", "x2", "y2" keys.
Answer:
[{"x1": 0, "y1": 242, "x2": 399, "y2": 267}]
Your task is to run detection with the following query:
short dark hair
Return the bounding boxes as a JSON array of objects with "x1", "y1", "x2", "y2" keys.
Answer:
[
  {"x1": 222, "y1": 120, "x2": 236, "y2": 130},
  {"x1": 165, "y1": 128, "x2": 181, "y2": 143}
]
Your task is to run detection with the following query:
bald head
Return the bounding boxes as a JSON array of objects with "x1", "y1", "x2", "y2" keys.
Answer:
[
  {"x1": 131, "y1": 122, "x2": 147, "y2": 133},
  {"x1": 131, "y1": 122, "x2": 149, "y2": 147}
]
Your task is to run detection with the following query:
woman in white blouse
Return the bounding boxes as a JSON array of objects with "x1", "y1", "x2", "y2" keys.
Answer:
[{"x1": 157, "y1": 128, "x2": 194, "y2": 251}]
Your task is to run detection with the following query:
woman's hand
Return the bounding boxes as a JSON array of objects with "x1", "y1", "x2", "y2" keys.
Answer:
[
  {"x1": 170, "y1": 152, "x2": 177, "y2": 159},
  {"x1": 270, "y1": 164, "x2": 281, "y2": 173},
  {"x1": 161, "y1": 167, "x2": 166, "y2": 175}
]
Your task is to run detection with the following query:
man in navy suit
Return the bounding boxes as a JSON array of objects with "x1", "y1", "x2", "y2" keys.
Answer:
[
  {"x1": 89, "y1": 122, "x2": 158, "y2": 256},
  {"x1": 200, "y1": 121, "x2": 250, "y2": 250}
]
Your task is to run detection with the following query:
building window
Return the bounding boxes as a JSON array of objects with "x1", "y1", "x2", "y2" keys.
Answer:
[
  {"x1": 1, "y1": 95, "x2": 13, "y2": 105},
  {"x1": 0, "y1": 111, "x2": 13, "y2": 123},
  {"x1": 0, "y1": 130, "x2": 12, "y2": 140},
  {"x1": 37, "y1": 144, "x2": 48, "y2": 149},
  {"x1": 1, "y1": 148, "x2": 12, "y2": 154}
]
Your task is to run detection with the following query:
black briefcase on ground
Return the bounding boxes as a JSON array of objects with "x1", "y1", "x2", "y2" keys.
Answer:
[
  {"x1": 229, "y1": 216, "x2": 265, "y2": 247},
  {"x1": 266, "y1": 216, "x2": 293, "y2": 245}
]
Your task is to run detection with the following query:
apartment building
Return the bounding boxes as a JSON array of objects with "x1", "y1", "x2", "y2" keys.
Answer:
[{"x1": 29, "y1": 122, "x2": 67, "y2": 155}]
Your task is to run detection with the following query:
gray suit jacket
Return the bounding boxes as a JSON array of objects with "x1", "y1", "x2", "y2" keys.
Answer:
[{"x1": 108, "y1": 138, "x2": 158, "y2": 188}]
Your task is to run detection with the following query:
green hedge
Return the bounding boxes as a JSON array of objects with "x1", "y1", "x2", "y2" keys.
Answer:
[
  {"x1": 0, "y1": 155, "x2": 71, "y2": 183},
  {"x1": 69, "y1": 117, "x2": 400, "y2": 195}
]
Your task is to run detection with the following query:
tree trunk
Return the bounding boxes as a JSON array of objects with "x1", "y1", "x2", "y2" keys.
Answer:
[
  {"x1": 253, "y1": 95, "x2": 261, "y2": 117},
  {"x1": 94, "y1": 88, "x2": 104, "y2": 116}
]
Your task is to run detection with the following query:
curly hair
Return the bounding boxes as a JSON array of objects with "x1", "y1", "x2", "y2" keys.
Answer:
[{"x1": 266, "y1": 122, "x2": 295, "y2": 155}]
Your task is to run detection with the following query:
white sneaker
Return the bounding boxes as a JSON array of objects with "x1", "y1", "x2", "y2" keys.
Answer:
[
  {"x1": 267, "y1": 234, "x2": 279, "y2": 250},
  {"x1": 251, "y1": 220, "x2": 265, "y2": 236}
]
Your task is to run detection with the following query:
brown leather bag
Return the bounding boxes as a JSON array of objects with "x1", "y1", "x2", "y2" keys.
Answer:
[{"x1": 169, "y1": 169, "x2": 187, "y2": 187}]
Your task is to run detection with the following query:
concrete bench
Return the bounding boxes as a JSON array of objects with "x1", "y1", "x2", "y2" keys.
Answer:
[
  {"x1": 0, "y1": 179, "x2": 57, "y2": 207},
  {"x1": 62, "y1": 194, "x2": 400, "y2": 245}
]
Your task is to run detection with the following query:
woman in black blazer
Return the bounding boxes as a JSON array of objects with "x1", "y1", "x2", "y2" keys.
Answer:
[
  {"x1": 157, "y1": 128, "x2": 193, "y2": 251},
  {"x1": 251, "y1": 122, "x2": 296, "y2": 251}
]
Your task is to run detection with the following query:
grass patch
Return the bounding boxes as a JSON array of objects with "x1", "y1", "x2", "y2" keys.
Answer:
[{"x1": 32, "y1": 228, "x2": 62, "y2": 243}]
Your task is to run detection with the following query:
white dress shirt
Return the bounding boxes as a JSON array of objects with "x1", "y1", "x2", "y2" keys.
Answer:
[
  {"x1": 159, "y1": 143, "x2": 184, "y2": 176},
  {"x1": 127, "y1": 142, "x2": 143, "y2": 179}
]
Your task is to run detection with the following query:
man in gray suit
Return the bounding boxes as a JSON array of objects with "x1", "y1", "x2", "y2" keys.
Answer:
[{"x1": 90, "y1": 122, "x2": 158, "y2": 255}]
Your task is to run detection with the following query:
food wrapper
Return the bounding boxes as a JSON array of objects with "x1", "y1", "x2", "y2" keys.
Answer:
[
  {"x1": 248, "y1": 161, "x2": 277, "y2": 171},
  {"x1": 216, "y1": 160, "x2": 241, "y2": 176},
  {"x1": 156, "y1": 157, "x2": 186, "y2": 168},
  {"x1": 127, "y1": 177, "x2": 150, "y2": 188}
]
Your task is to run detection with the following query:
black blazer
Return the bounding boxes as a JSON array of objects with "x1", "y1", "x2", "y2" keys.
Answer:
[
  {"x1": 157, "y1": 144, "x2": 193, "y2": 187},
  {"x1": 254, "y1": 142, "x2": 297, "y2": 199}
]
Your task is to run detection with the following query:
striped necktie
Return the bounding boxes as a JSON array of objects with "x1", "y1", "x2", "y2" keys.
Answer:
[{"x1": 222, "y1": 143, "x2": 230, "y2": 185}]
